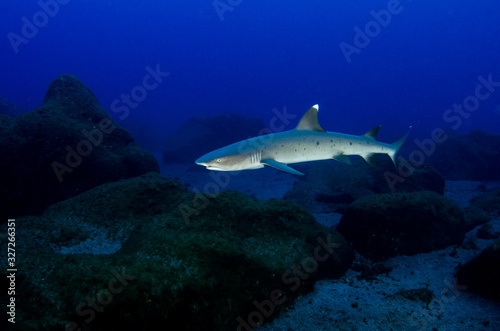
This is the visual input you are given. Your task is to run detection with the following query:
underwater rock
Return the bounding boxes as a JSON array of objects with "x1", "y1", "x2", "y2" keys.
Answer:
[
  {"x1": 463, "y1": 188, "x2": 500, "y2": 231},
  {"x1": 283, "y1": 158, "x2": 372, "y2": 214},
  {"x1": 162, "y1": 112, "x2": 266, "y2": 164},
  {"x1": 455, "y1": 240, "x2": 500, "y2": 301},
  {"x1": 284, "y1": 156, "x2": 445, "y2": 214},
  {"x1": 372, "y1": 161, "x2": 445, "y2": 195},
  {"x1": 386, "y1": 288, "x2": 435, "y2": 306},
  {"x1": 10, "y1": 172, "x2": 354, "y2": 330},
  {"x1": 427, "y1": 129, "x2": 500, "y2": 180},
  {"x1": 0, "y1": 97, "x2": 24, "y2": 117},
  {"x1": 337, "y1": 191, "x2": 466, "y2": 261},
  {"x1": 0, "y1": 74, "x2": 159, "y2": 220},
  {"x1": 477, "y1": 224, "x2": 500, "y2": 240},
  {"x1": 351, "y1": 260, "x2": 393, "y2": 281}
]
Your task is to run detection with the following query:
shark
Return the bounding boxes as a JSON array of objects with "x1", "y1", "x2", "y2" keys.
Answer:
[{"x1": 195, "y1": 104, "x2": 411, "y2": 175}]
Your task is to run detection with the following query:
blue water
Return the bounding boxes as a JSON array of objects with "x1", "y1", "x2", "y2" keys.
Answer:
[
  {"x1": 2, "y1": 0, "x2": 500, "y2": 149},
  {"x1": 2, "y1": 3, "x2": 500, "y2": 329}
]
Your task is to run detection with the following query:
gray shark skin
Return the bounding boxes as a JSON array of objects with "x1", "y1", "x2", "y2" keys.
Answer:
[{"x1": 195, "y1": 105, "x2": 411, "y2": 175}]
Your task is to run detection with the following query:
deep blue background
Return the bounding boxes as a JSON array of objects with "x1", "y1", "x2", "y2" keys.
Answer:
[{"x1": 2, "y1": 0, "x2": 500, "y2": 151}]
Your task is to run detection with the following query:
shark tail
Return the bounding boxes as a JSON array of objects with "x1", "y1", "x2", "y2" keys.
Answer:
[{"x1": 388, "y1": 126, "x2": 412, "y2": 167}]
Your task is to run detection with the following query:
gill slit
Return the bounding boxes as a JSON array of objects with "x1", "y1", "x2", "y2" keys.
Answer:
[{"x1": 251, "y1": 150, "x2": 262, "y2": 164}]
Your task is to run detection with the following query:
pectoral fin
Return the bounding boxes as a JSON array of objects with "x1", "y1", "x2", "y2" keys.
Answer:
[
  {"x1": 360, "y1": 153, "x2": 377, "y2": 166},
  {"x1": 261, "y1": 159, "x2": 304, "y2": 175},
  {"x1": 333, "y1": 154, "x2": 351, "y2": 165}
]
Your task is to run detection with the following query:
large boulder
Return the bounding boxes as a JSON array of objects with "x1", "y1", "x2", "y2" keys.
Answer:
[
  {"x1": 455, "y1": 240, "x2": 500, "y2": 301},
  {"x1": 337, "y1": 191, "x2": 466, "y2": 261},
  {"x1": 0, "y1": 97, "x2": 24, "y2": 117},
  {"x1": 162, "y1": 113, "x2": 267, "y2": 164},
  {"x1": 371, "y1": 160, "x2": 445, "y2": 195},
  {"x1": 284, "y1": 156, "x2": 445, "y2": 214},
  {"x1": 426, "y1": 129, "x2": 500, "y2": 180},
  {"x1": 7, "y1": 172, "x2": 354, "y2": 330},
  {"x1": 463, "y1": 188, "x2": 500, "y2": 231},
  {"x1": 0, "y1": 74, "x2": 159, "y2": 220}
]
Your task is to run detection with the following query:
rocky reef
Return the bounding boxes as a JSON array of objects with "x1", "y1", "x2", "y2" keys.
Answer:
[
  {"x1": 0, "y1": 97, "x2": 24, "y2": 117},
  {"x1": 284, "y1": 156, "x2": 444, "y2": 214},
  {"x1": 337, "y1": 191, "x2": 466, "y2": 261},
  {"x1": 426, "y1": 129, "x2": 500, "y2": 180},
  {"x1": 455, "y1": 240, "x2": 500, "y2": 301},
  {"x1": 454, "y1": 189, "x2": 500, "y2": 302},
  {"x1": 0, "y1": 74, "x2": 159, "y2": 220},
  {"x1": 464, "y1": 188, "x2": 500, "y2": 231},
  {"x1": 162, "y1": 112, "x2": 267, "y2": 164},
  {"x1": 5, "y1": 172, "x2": 354, "y2": 330}
]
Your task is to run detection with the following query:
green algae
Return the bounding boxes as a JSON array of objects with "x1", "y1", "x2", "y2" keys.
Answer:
[
  {"x1": 337, "y1": 191, "x2": 466, "y2": 261},
  {"x1": 5, "y1": 173, "x2": 353, "y2": 330}
]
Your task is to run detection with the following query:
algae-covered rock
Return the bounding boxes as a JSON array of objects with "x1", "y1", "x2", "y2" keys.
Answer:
[
  {"x1": 477, "y1": 224, "x2": 500, "y2": 240},
  {"x1": 455, "y1": 240, "x2": 500, "y2": 301},
  {"x1": 427, "y1": 129, "x2": 500, "y2": 180},
  {"x1": 0, "y1": 97, "x2": 24, "y2": 117},
  {"x1": 372, "y1": 161, "x2": 445, "y2": 195},
  {"x1": 464, "y1": 188, "x2": 500, "y2": 231},
  {"x1": 284, "y1": 157, "x2": 445, "y2": 214},
  {"x1": 337, "y1": 191, "x2": 466, "y2": 261},
  {"x1": 4, "y1": 173, "x2": 353, "y2": 330},
  {"x1": 0, "y1": 74, "x2": 159, "y2": 221}
]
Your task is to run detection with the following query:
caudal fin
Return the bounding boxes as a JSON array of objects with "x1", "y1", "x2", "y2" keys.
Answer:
[{"x1": 389, "y1": 126, "x2": 412, "y2": 166}]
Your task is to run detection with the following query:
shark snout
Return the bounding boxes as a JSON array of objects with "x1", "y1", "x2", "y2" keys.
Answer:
[
  {"x1": 195, "y1": 158, "x2": 224, "y2": 171},
  {"x1": 195, "y1": 154, "x2": 211, "y2": 166}
]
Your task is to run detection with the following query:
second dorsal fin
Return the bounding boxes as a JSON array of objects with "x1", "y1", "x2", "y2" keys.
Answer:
[{"x1": 363, "y1": 125, "x2": 381, "y2": 140}]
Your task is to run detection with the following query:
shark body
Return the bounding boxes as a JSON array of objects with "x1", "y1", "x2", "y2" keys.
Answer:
[{"x1": 195, "y1": 105, "x2": 410, "y2": 175}]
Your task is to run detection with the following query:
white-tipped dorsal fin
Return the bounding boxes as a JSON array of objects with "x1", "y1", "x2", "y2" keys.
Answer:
[
  {"x1": 295, "y1": 104, "x2": 325, "y2": 132},
  {"x1": 363, "y1": 125, "x2": 381, "y2": 140}
]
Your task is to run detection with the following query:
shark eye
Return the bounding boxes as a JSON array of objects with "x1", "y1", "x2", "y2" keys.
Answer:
[{"x1": 216, "y1": 158, "x2": 221, "y2": 163}]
